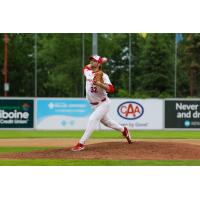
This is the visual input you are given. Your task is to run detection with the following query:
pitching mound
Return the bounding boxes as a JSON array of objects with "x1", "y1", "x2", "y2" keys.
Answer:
[{"x1": 1, "y1": 141, "x2": 200, "y2": 160}]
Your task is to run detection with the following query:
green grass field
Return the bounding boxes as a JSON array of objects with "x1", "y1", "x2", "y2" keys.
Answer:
[
  {"x1": 1, "y1": 159, "x2": 200, "y2": 166},
  {"x1": 0, "y1": 130, "x2": 200, "y2": 166},
  {"x1": 0, "y1": 147, "x2": 53, "y2": 153},
  {"x1": 0, "y1": 130, "x2": 200, "y2": 139}
]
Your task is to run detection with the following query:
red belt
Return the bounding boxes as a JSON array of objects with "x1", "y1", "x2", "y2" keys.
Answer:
[{"x1": 90, "y1": 98, "x2": 106, "y2": 105}]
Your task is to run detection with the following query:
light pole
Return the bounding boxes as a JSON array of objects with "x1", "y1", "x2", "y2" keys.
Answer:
[
  {"x1": 129, "y1": 33, "x2": 132, "y2": 97},
  {"x1": 174, "y1": 34, "x2": 177, "y2": 98},
  {"x1": 3, "y1": 33, "x2": 9, "y2": 97},
  {"x1": 92, "y1": 33, "x2": 98, "y2": 55},
  {"x1": 82, "y1": 33, "x2": 85, "y2": 97},
  {"x1": 34, "y1": 33, "x2": 38, "y2": 97}
]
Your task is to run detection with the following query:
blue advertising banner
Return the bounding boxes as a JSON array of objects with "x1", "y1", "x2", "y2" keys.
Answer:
[{"x1": 36, "y1": 98, "x2": 92, "y2": 129}]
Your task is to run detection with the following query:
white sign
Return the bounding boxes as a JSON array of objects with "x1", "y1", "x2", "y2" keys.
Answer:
[
  {"x1": 100, "y1": 99, "x2": 164, "y2": 130},
  {"x1": 4, "y1": 83, "x2": 9, "y2": 91}
]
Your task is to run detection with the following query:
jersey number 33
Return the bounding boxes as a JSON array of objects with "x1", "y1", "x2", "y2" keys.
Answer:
[{"x1": 91, "y1": 86, "x2": 97, "y2": 93}]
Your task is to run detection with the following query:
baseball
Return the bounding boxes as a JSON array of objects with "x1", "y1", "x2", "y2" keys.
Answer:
[{"x1": 102, "y1": 57, "x2": 108, "y2": 63}]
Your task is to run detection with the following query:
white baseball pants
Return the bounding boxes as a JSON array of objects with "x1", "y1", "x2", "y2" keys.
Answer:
[{"x1": 79, "y1": 98, "x2": 124, "y2": 144}]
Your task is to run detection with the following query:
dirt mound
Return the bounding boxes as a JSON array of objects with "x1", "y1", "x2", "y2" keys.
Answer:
[{"x1": 1, "y1": 141, "x2": 200, "y2": 160}]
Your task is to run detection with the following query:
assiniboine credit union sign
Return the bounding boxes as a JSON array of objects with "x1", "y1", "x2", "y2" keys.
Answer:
[{"x1": 0, "y1": 99, "x2": 34, "y2": 128}]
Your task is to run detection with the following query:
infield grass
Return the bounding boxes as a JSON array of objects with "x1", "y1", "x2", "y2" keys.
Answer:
[
  {"x1": 0, "y1": 147, "x2": 53, "y2": 154},
  {"x1": 0, "y1": 130, "x2": 200, "y2": 139},
  {"x1": 0, "y1": 159, "x2": 200, "y2": 166}
]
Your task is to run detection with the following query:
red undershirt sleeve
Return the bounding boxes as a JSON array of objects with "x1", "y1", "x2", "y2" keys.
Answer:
[{"x1": 107, "y1": 84, "x2": 115, "y2": 93}]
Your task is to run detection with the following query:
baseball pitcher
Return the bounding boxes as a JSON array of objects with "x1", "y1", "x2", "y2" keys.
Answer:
[{"x1": 71, "y1": 55, "x2": 132, "y2": 151}]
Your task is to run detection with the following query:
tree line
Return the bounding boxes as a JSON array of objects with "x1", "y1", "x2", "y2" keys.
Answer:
[{"x1": 0, "y1": 33, "x2": 200, "y2": 98}]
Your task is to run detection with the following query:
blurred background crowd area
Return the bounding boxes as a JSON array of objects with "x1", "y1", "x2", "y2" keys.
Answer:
[{"x1": 0, "y1": 33, "x2": 200, "y2": 98}]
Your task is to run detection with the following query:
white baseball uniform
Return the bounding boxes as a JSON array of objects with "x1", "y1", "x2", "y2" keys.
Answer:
[{"x1": 79, "y1": 66, "x2": 124, "y2": 144}]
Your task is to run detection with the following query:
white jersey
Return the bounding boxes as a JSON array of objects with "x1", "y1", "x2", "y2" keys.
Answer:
[{"x1": 83, "y1": 66, "x2": 112, "y2": 103}]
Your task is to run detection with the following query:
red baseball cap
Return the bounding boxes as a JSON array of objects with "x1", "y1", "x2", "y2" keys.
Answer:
[{"x1": 89, "y1": 55, "x2": 103, "y2": 64}]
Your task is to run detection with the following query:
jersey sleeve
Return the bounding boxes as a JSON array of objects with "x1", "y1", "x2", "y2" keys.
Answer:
[
  {"x1": 103, "y1": 73, "x2": 115, "y2": 93},
  {"x1": 82, "y1": 66, "x2": 91, "y2": 78},
  {"x1": 103, "y1": 73, "x2": 112, "y2": 84}
]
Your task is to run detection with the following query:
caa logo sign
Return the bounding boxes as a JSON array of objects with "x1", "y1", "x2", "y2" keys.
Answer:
[{"x1": 117, "y1": 101, "x2": 144, "y2": 120}]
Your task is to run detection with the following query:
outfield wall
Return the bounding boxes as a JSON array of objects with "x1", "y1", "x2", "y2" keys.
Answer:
[{"x1": 0, "y1": 98, "x2": 200, "y2": 130}]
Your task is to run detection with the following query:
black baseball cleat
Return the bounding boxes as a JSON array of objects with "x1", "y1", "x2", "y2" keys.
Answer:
[{"x1": 122, "y1": 127, "x2": 132, "y2": 144}]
